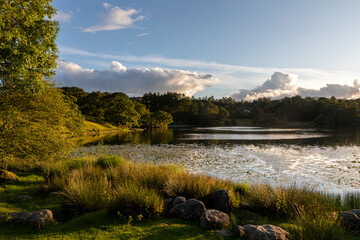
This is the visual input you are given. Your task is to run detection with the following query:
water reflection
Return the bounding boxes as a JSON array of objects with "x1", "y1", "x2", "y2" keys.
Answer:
[{"x1": 79, "y1": 126, "x2": 360, "y2": 147}]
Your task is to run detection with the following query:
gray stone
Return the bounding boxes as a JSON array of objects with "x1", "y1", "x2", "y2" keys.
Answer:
[
  {"x1": 172, "y1": 196, "x2": 186, "y2": 208},
  {"x1": 169, "y1": 199, "x2": 206, "y2": 220},
  {"x1": 339, "y1": 209, "x2": 360, "y2": 230},
  {"x1": 201, "y1": 190, "x2": 231, "y2": 212},
  {"x1": 163, "y1": 196, "x2": 186, "y2": 213},
  {"x1": 2, "y1": 209, "x2": 53, "y2": 226},
  {"x1": 243, "y1": 224, "x2": 290, "y2": 240},
  {"x1": 18, "y1": 195, "x2": 32, "y2": 201},
  {"x1": 0, "y1": 170, "x2": 18, "y2": 185},
  {"x1": 200, "y1": 209, "x2": 230, "y2": 229}
]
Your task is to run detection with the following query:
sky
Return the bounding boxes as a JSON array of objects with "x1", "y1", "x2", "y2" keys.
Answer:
[{"x1": 52, "y1": 0, "x2": 360, "y2": 100}]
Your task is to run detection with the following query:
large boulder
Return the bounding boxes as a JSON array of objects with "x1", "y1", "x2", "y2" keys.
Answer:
[
  {"x1": 0, "y1": 170, "x2": 18, "y2": 185},
  {"x1": 242, "y1": 224, "x2": 290, "y2": 240},
  {"x1": 339, "y1": 209, "x2": 360, "y2": 230},
  {"x1": 1, "y1": 209, "x2": 53, "y2": 226},
  {"x1": 201, "y1": 190, "x2": 231, "y2": 212},
  {"x1": 200, "y1": 209, "x2": 230, "y2": 229},
  {"x1": 169, "y1": 199, "x2": 206, "y2": 220},
  {"x1": 164, "y1": 196, "x2": 186, "y2": 214}
]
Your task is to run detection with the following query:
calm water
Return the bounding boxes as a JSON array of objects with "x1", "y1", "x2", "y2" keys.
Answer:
[{"x1": 77, "y1": 126, "x2": 360, "y2": 193}]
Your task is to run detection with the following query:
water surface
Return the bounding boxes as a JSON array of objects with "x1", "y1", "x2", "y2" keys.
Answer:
[{"x1": 76, "y1": 126, "x2": 360, "y2": 193}]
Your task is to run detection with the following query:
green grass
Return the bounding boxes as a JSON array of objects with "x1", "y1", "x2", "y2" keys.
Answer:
[
  {"x1": 2, "y1": 159, "x2": 360, "y2": 239},
  {"x1": 0, "y1": 212, "x2": 230, "y2": 240}
]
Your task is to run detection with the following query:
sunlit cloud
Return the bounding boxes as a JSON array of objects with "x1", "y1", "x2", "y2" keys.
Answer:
[
  {"x1": 231, "y1": 72, "x2": 360, "y2": 100},
  {"x1": 55, "y1": 61, "x2": 219, "y2": 96},
  {"x1": 82, "y1": 4, "x2": 145, "y2": 32}
]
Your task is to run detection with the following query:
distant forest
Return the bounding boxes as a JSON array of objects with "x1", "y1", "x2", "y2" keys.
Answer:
[{"x1": 62, "y1": 87, "x2": 360, "y2": 129}]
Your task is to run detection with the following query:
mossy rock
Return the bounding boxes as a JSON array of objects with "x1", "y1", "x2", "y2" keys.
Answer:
[{"x1": 0, "y1": 170, "x2": 19, "y2": 185}]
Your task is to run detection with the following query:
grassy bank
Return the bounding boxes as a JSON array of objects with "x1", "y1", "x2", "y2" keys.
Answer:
[{"x1": 1, "y1": 156, "x2": 360, "y2": 239}]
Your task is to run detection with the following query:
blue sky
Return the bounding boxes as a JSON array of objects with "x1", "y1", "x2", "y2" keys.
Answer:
[{"x1": 53, "y1": 0, "x2": 360, "y2": 99}]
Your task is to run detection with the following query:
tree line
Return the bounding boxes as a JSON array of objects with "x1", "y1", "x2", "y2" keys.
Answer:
[{"x1": 62, "y1": 88, "x2": 360, "y2": 129}]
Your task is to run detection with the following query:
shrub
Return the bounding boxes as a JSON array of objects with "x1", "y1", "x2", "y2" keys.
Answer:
[
  {"x1": 96, "y1": 155, "x2": 125, "y2": 169},
  {"x1": 108, "y1": 183, "x2": 163, "y2": 219},
  {"x1": 61, "y1": 166, "x2": 111, "y2": 215}
]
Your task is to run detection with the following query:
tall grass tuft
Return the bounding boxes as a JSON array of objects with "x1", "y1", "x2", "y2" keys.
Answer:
[
  {"x1": 61, "y1": 166, "x2": 112, "y2": 215},
  {"x1": 246, "y1": 184, "x2": 337, "y2": 218},
  {"x1": 109, "y1": 183, "x2": 163, "y2": 219},
  {"x1": 164, "y1": 171, "x2": 234, "y2": 199},
  {"x1": 96, "y1": 155, "x2": 125, "y2": 169},
  {"x1": 343, "y1": 191, "x2": 360, "y2": 210},
  {"x1": 286, "y1": 206, "x2": 345, "y2": 240}
]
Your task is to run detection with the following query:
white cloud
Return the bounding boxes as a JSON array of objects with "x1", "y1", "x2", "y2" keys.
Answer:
[
  {"x1": 83, "y1": 5, "x2": 145, "y2": 32},
  {"x1": 55, "y1": 61, "x2": 219, "y2": 96},
  {"x1": 53, "y1": 10, "x2": 72, "y2": 23},
  {"x1": 137, "y1": 32, "x2": 149, "y2": 37},
  {"x1": 59, "y1": 47, "x2": 360, "y2": 98},
  {"x1": 231, "y1": 72, "x2": 360, "y2": 100}
]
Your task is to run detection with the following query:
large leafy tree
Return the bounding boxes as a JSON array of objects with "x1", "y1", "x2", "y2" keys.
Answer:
[{"x1": 0, "y1": 0, "x2": 84, "y2": 169}]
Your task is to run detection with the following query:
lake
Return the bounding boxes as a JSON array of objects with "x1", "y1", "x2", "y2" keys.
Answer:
[{"x1": 75, "y1": 126, "x2": 360, "y2": 193}]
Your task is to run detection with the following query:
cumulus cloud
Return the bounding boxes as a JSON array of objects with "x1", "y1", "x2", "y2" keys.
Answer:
[
  {"x1": 55, "y1": 61, "x2": 219, "y2": 96},
  {"x1": 53, "y1": 10, "x2": 72, "y2": 23},
  {"x1": 83, "y1": 4, "x2": 145, "y2": 32},
  {"x1": 231, "y1": 72, "x2": 360, "y2": 100}
]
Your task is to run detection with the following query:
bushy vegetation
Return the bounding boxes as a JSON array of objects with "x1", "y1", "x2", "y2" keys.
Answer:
[{"x1": 43, "y1": 156, "x2": 238, "y2": 218}]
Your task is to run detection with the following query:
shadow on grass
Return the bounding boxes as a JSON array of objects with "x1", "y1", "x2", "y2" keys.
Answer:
[{"x1": 0, "y1": 212, "x2": 229, "y2": 240}]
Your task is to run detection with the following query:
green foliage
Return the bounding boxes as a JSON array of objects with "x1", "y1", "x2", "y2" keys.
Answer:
[
  {"x1": 96, "y1": 155, "x2": 125, "y2": 169},
  {"x1": 0, "y1": 1, "x2": 84, "y2": 169},
  {"x1": 0, "y1": 88, "x2": 84, "y2": 169},
  {"x1": 0, "y1": 0, "x2": 59, "y2": 94},
  {"x1": 109, "y1": 183, "x2": 163, "y2": 219}
]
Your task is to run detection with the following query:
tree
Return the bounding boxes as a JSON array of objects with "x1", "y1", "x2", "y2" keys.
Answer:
[{"x1": 0, "y1": 0, "x2": 84, "y2": 169}]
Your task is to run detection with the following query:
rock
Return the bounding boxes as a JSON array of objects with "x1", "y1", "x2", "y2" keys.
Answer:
[
  {"x1": 163, "y1": 196, "x2": 186, "y2": 213},
  {"x1": 172, "y1": 196, "x2": 186, "y2": 208},
  {"x1": 0, "y1": 170, "x2": 18, "y2": 185},
  {"x1": 339, "y1": 209, "x2": 360, "y2": 230},
  {"x1": 243, "y1": 224, "x2": 290, "y2": 240},
  {"x1": 200, "y1": 209, "x2": 230, "y2": 229},
  {"x1": 164, "y1": 198, "x2": 173, "y2": 212},
  {"x1": 3, "y1": 209, "x2": 53, "y2": 226},
  {"x1": 39, "y1": 185, "x2": 50, "y2": 193},
  {"x1": 169, "y1": 199, "x2": 206, "y2": 220},
  {"x1": 18, "y1": 195, "x2": 32, "y2": 201},
  {"x1": 214, "y1": 230, "x2": 235, "y2": 237},
  {"x1": 201, "y1": 190, "x2": 231, "y2": 212}
]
